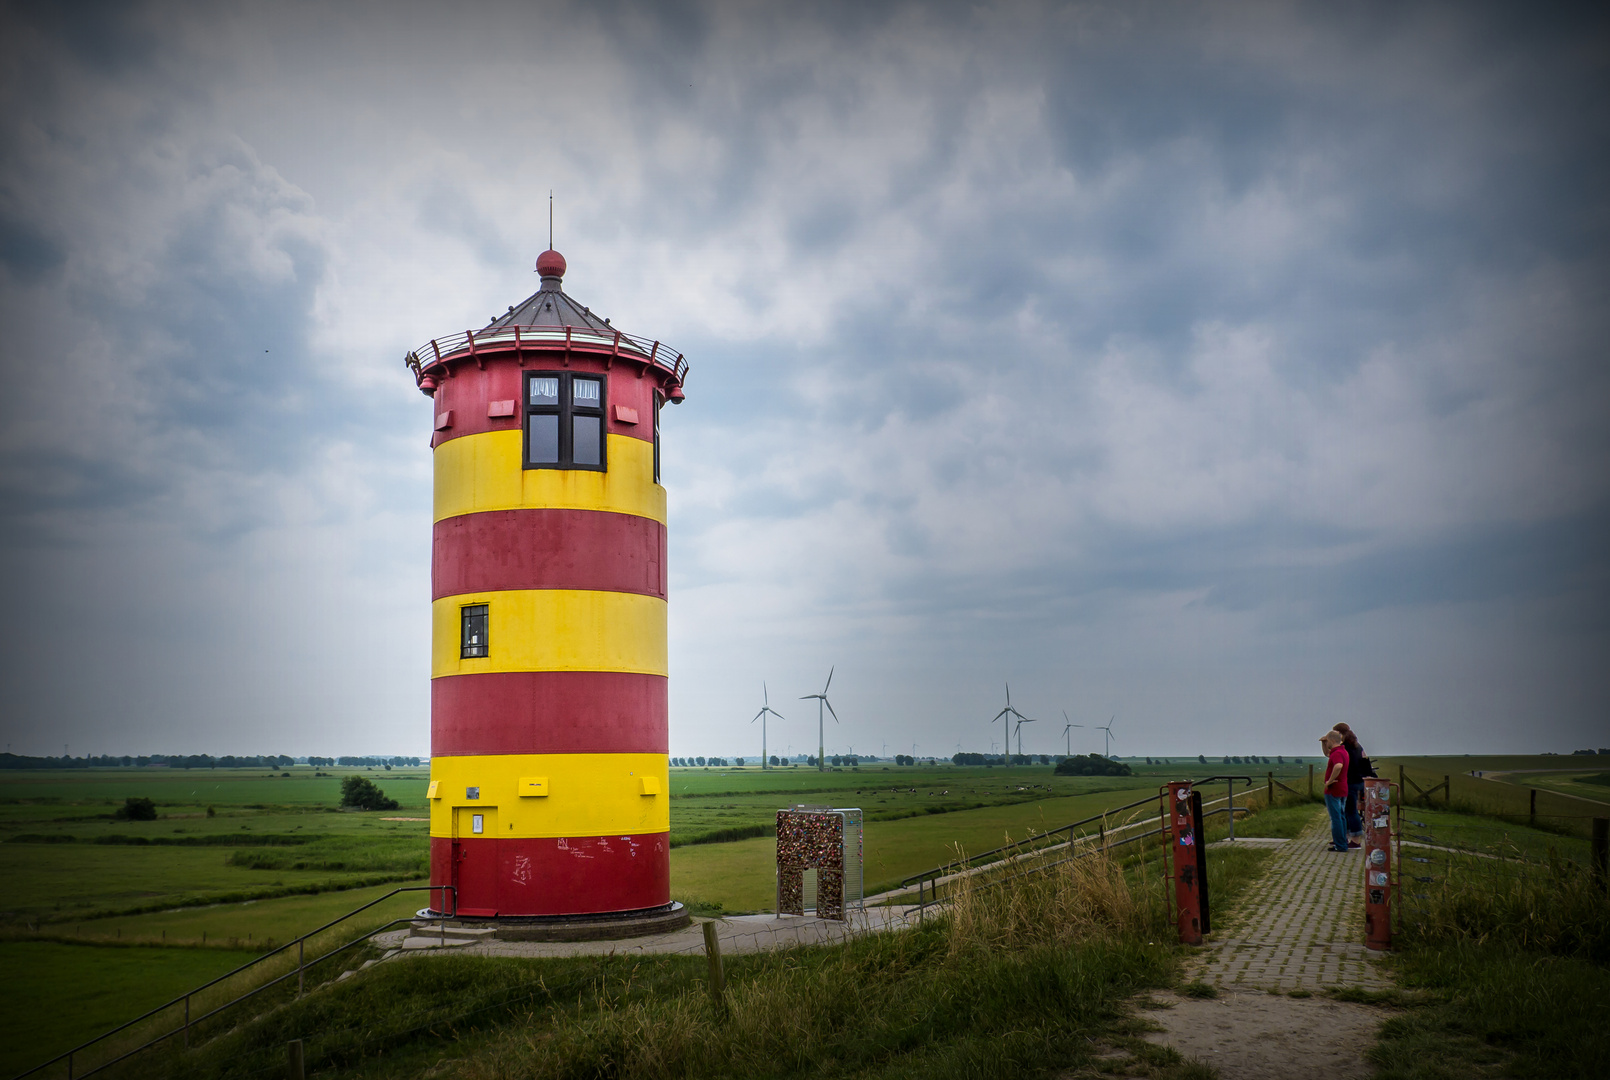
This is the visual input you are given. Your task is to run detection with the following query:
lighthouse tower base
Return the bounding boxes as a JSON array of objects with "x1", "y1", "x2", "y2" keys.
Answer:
[{"x1": 413, "y1": 901, "x2": 690, "y2": 943}]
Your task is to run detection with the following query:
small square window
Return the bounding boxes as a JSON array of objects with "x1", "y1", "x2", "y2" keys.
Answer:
[
  {"x1": 529, "y1": 377, "x2": 559, "y2": 406},
  {"x1": 466, "y1": 786, "x2": 480, "y2": 800},
  {"x1": 573, "y1": 377, "x2": 602, "y2": 408},
  {"x1": 461, "y1": 604, "x2": 488, "y2": 659}
]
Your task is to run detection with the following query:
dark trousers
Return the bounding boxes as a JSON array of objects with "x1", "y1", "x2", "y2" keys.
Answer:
[{"x1": 1345, "y1": 782, "x2": 1364, "y2": 835}]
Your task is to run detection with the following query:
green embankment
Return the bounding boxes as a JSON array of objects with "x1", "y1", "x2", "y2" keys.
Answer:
[{"x1": 0, "y1": 942, "x2": 259, "y2": 1077}]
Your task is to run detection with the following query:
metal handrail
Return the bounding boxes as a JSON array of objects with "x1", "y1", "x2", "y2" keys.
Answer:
[
  {"x1": 405, "y1": 325, "x2": 689, "y2": 386},
  {"x1": 899, "y1": 776, "x2": 1256, "y2": 892},
  {"x1": 14, "y1": 884, "x2": 455, "y2": 1080}
]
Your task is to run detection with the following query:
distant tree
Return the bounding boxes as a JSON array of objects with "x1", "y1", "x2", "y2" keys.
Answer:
[
  {"x1": 1198, "y1": 755, "x2": 1207, "y2": 764},
  {"x1": 1232, "y1": 756, "x2": 1242, "y2": 764},
  {"x1": 696, "y1": 756, "x2": 706, "y2": 766},
  {"x1": 115, "y1": 796, "x2": 157, "y2": 821},
  {"x1": 1277, "y1": 755, "x2": 1285, "y2": 764},
  {"x1": 1039, "y1": 754, "x2": 1051, "y2": 765},
  {"x1": 339, "y1": 776, "x2": 399, "y2": 811},
  {"x1": 1054, "y1": 754, "x2": 1133, "y2": 778},
  {"x1": 769, "y1": 755, "x2": 780, "y2": 766},
  {"x1": 1223, "y1": 756, "x2": 1231, "y2": 764}
]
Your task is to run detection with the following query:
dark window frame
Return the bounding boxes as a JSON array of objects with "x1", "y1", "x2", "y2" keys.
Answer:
[
  {"x1": 523, "y1": 370, "x2": 608, "y2": 472},
  {"x1": 460, "y1": 603, "x2": 489, "y2": 659},
  {"x1": 653, "y1": 395, "x2": 661, "y2": 484}
]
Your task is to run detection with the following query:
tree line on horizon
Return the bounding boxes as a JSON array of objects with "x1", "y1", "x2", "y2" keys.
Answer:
[{"x1": 0, "y1": 752, "x2": 421, "y2": 770}]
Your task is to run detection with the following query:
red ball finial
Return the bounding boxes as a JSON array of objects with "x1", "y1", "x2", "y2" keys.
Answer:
[{"x1": 536, "y1": 249, "x2": 566, "y2": 279}]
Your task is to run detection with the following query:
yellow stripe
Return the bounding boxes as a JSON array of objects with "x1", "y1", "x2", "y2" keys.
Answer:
[
  {"x1": 432, "y1": 590, "x2": 667, "y2": 677},
  {"x1": 434, "y1": 430, "x2": 664, "y2": 524},
  {"x1": 428, "y1": 754, "x2": 669, "y2": 838}
]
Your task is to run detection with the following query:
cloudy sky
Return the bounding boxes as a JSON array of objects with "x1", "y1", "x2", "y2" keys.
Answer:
[{"x1": 1, "y1": 0, "x2": 1606, "y2": 761}]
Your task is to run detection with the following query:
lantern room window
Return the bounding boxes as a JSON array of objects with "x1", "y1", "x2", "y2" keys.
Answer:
[
  {"x1": 460, "y1": 604, "x2": 488, "y2": 658},
  {"x1": 525, "y1": 371, "x2": 606, "y2": 471}
]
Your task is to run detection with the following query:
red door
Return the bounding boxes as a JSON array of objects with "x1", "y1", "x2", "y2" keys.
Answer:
[{"x1": 452, "y1": 807, "x2": 499, "y2": 916}]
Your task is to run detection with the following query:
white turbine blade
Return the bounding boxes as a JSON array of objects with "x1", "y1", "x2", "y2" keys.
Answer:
[
  {"x1": 824, "y1": 666, "x2": 834, "y2": 694},
  {"x1": 825, "y1": 698, "x2": 840, "y2": 723}
]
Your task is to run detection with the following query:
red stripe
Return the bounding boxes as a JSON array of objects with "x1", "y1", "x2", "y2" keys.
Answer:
[
  {"x1": 428, "y1": 355, "x2": 658, "y2": 447},
  {"x1": 433, "y1": 509, "x2": 665, "y2": 600},
  {"x1": 431, "y1": 833, "x2": 670, "y2": 916},
  {"x1": 432, "y1": 671, "x2": 667, "y2": 756}
]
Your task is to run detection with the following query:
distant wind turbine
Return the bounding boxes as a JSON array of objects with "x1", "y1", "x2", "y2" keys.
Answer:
[
  {"x1": 1013, "y1": 716, "x2": 1038, "y2": 761},
  {"x1": 751, "y1": 683, "x2": 784, "y2": 769},
  {"x1": 1063, "y1": 710, "x2": 1083, "y2": 756},
  {"x1": 799, "y1": 667, "x2": 839, "y2": 772},
  {"x1": 990, "y1": 683, "x2": 1029, "y2": 768},
  {"x1": 1097, "y1": 715, "x2": 1117, "y2": 758}
]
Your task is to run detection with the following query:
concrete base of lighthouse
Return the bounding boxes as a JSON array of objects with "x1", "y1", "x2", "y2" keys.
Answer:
[{"x1": 414, "y1": 902, "x2": 690, "y2": 943}]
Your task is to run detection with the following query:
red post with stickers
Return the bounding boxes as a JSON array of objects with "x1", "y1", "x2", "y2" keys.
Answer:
[
  {"x1": 1165, "y1": 780, "x2": 1205, "y2": 945},
  {"x1": 1362, "y1": 777, "x2": 1394, "y2": 951}
]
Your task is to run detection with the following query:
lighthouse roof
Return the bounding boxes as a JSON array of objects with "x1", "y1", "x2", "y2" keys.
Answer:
[{"x1": 484, "y1": 248, "x2": 614, "y2": 333}]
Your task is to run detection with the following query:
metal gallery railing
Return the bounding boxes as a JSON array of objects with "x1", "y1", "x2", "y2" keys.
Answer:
[
  {"x1": 405, "y1": 324, "x2": 689, "y2": 386},
  {"x1": 14, "y1": 884, "x2": 455, "y2": 1080}
]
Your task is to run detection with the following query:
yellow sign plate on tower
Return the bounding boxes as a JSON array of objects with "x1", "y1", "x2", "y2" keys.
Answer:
[{"x1": 519, "y1": 776, "x2": 550, "y2": 797}]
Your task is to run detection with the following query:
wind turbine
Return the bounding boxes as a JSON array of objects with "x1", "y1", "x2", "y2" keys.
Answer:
[
  {"x1": 799, "y1": 667, "x2": 839, "y2": 772},
  {"x1": 1062, "y1": 710, "x2": 1083, "y2": 756},
  {"x1": 751, "y1": 683, "x2": 784, "y2": 769},
  {"x1": 1097, "y1": 714, "x2": 1117, "y2": 758},
  {"x1": 1013, "y1": 716, "x2": 1038, "y2": 761},
  {"x1": 990, "y1": 683, "x2": 1028, "y2": 768}
]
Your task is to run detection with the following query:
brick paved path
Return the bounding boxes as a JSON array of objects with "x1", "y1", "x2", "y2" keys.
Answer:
[{"x1": 1192, "y1": 819, "x2": 1389, "y2": 991}]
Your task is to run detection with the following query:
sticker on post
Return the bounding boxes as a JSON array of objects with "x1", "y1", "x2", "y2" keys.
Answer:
[
  {"x1": 1178, "y1": 834, "x2": 1195, "y2": 846},
  {"x1": 1369, "y1": 849, "x2": 1386, "y2": 866},
  {"x1": 1369, "y1": 888, "x2": 1386, "y2": 904},
  {"x1": 1373, "y1": 815, "x2": 1390, "y2": 828},
  {"x1": 1370, "y1": 871, "x2": 1389, "y2": 887}
]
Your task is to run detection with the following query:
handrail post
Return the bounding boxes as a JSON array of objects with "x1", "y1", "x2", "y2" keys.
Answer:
[
  {"x1": 1226, "y1": 778, "x2": 1235, "y2": 841},
  {"x1": 184, "y1": 994, "x2": 190, "y2": 1047},
  {"x1": 297, "y1": 938, "x2": 304, "y2": 998}
]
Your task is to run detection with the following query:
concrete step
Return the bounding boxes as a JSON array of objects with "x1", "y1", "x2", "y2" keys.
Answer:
[{"x1": 408, "y1": 921, "x2": 498, "y2": 942}]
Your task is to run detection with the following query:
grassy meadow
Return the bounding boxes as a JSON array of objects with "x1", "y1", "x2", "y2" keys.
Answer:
[
  {"x1": 1376, "y1": 754, "x2": 1610, "y2": 838},
  {"x1": 2, "y1": 757, "x2": 1287, "y2": 1074}
]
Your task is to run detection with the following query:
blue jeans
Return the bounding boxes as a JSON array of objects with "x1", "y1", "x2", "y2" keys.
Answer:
[
  {"x1": 1345, "y1": 782, "x2": 1364, "y2": 836},
  {"x1": 1324, "y1": 794, "x2": 1349, "y2": 850}
]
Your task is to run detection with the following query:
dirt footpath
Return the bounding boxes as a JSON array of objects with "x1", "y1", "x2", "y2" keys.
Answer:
[{"x1": 1141, "y1": 989, "x2": 1381, "y2": 1078}]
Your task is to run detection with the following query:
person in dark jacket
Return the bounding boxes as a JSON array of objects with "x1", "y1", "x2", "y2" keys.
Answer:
[{"x1": 1332, "y1": 722, "x2": 1373, "y2": 847}]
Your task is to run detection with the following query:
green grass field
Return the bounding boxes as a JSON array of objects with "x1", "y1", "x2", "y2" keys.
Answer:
[
  {"x1": 1376, "y1": 755, "x2": 1610, "y2": 838},
  {"x1": 0, "y1": 942, "x2": 260, "y2": 1076},
  {"x1": 0, "y1": 759, "x2": 1303, "y2": 1074}
]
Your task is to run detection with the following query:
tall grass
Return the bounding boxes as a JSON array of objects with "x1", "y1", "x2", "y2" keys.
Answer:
[
  {"x1": 1402, "y1": 854, "x2": 1610, "y2": 961},
  {"x1": 126, "y1": 849, "x2": 1179, "y2": 1080}
]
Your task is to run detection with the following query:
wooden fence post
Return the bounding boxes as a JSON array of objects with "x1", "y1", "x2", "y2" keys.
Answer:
[
  {"x1": 1592, "y1": 819, "x2": 1607, "y2": 893},
  {"x1": 1530, "y1": 789, "x2": 1537, "y2": 828},
  {"x1": 1308, "y1": 763, "x2": 1314, "y2": 798},
  {"x1": 1267, "y1": 771, "x2": 1274, "y2": 807},
  {"x1": 1444, "y1": 776, "x2": 1451, "y2": 807},
  {"x1": 702, "y1": 921, "x2": 726, "y2": 1013},
  {"x1": 287, "y1": 1039, "x2": 305, "y2": 1080}
]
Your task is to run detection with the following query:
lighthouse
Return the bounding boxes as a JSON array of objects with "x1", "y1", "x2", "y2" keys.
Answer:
[{"x1": 407, "y1": 248, "x2": 686, "y2": 922}]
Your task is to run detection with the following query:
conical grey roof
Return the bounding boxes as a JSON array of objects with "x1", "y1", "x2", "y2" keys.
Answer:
[{"x1": 484, "y1": 249, "x2": 614, "y2": 333}]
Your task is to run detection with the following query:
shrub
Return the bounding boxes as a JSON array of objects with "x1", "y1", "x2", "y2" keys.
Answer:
[
  {"x1": 338, "y1": 776, "x2": 399, "y2": 811},
  {"x1": 1053, "y1": 754, "x2": 1133, "y2": 777},
  {"x1": 114, "y1": 796, "x2": 157, "y2": 821}
]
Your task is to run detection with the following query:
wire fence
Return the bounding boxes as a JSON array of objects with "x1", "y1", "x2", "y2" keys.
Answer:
[{"x1": 1394, "y1": 803, "x2": 1610, "y2": 956}]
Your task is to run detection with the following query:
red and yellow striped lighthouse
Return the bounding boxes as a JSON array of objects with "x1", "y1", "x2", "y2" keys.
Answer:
[{"x1": 407, "y1": 248, "x2": 687, "y2": 919}]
